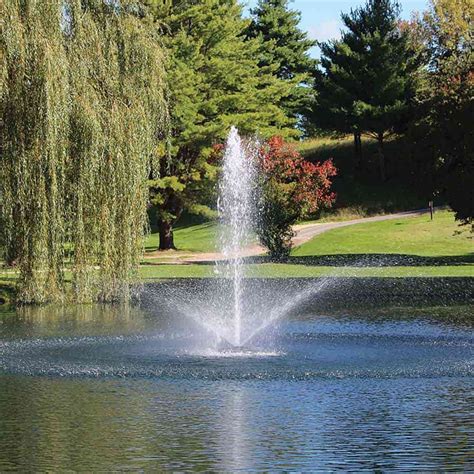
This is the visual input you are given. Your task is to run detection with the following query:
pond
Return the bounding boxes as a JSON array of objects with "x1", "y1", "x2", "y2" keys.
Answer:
[{"x1": 0, "y1": 280, "x2": 473, "y2": 471}]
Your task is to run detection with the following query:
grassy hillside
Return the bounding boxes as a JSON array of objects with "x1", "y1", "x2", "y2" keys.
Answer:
[{"x1": 298, "y1": 135, "x2": 429, "y2": 219}]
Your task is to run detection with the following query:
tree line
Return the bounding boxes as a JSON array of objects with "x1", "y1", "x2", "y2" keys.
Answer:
[
  {"x1": 311, "y1": 0, "x2": 473, "y2": 229},
  {"x1": 0, "y1": 0, "x2": 472, "y2": 303},
  {"x1": 146, "y1": 0, "x2": 472, "y2": 251}
]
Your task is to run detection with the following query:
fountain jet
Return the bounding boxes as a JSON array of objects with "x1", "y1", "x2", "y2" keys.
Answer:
[
  {"x1": 216, "y1": 127, "x2": 256, "y2": 347},
  {"x1": 150, "y1": 127, "x2": 332, "y2": 352}
]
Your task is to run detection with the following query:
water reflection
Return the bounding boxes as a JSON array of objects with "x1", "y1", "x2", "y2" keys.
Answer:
[
  {"x1": 0, "y1": 377, "x2": 473, "y2": 470},
  {"x1": 1, "y1": 304, "x2": 152, "y2": 338},
  {"x1": 0, "y1": 302, "x2": 473, "y2": 470}
]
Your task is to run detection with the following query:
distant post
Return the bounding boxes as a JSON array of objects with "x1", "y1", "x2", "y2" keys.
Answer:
[{"x1": 429, "y1": 201, "x2": 434, "y2": 220}]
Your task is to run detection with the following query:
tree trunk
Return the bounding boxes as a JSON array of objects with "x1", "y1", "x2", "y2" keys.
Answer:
[
  {"x1": 354, "y1": 131, "x2": 363, "y2": 170},
  {"x1": 377, "y1": 132, "x2": 386, "y2": 182},
  {"x1": 158, "y1": 221, "x2": 176, "y2": 250}
]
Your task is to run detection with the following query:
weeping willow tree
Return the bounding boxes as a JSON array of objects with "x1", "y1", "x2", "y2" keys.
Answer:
[
  {"x1": 0, "y1": 0, "x2": 167, "y2": 303},
  {"x1": 65, "y1": 0, "x2": 167, "y2": 302},
  {"x1": 0, "y1": 1, "x2": 70, "y2": 303}
]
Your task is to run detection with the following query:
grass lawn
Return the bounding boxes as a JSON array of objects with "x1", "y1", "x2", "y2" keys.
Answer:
[
  {"x1": 4, "y1": 211, "x2": 470, "y2": 289},
  {"x1": 146, "y1": 222, "x2": 218, "y2": 253},
  {"x1": 138, "y1": 263, "x2": 473, "y2": 279},
  {"x1": 293, "y1": 210, "x2": 473, "y2": 260},
  {"x1": 1, "y1": 207, "x2": 472, "y2": 302},
  {"x1": 138, "y1": 210, "x2": 473, "y2": 279}
]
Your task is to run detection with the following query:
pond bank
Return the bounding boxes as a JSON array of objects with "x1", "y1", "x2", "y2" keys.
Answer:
[{"x1": 140, "y1": 277, "x2": 474, "y2": 319}]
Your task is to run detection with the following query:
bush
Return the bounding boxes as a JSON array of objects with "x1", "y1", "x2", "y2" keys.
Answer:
[{"x1": 256, "y1": 137, "x2": 337, "y2": 260}]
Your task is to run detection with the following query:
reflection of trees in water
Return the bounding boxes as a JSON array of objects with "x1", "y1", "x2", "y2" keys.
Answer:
[
  {"x1": 0, "y1": 376, "x2": 150, "y2": 470},
  {"x1": 0, "y1": 377, "x2": 218, "y2": 471},
  {"x1": 1, "y1": 376, "x2": 472, "y2": 471},
  {"x1": 426, "y1": 385, "x2": 474, "y2": 470},
  {"x1": 6, "y1": 304, "x2": 148, "y2": 338}
]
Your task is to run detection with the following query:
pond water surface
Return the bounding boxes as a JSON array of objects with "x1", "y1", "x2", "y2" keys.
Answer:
[{"x1": 0, "y1": 300, "x2": 473, "y2": 471}]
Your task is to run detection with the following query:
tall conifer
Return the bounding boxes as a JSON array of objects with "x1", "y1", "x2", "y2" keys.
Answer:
[
  {"x1": 146, "y1": 0, "x2": 295, "y2": 249},
  {"x1": 312, "y1": 0, "x2": 419, "y2": 180},
  {"x1": 246, "y1": 0, "x2": 317, "y2": 123}
]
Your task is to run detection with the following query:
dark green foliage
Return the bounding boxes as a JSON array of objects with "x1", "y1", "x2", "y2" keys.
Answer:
[
  {"x1": 312, "y1": 0, "x2": 420, "y2": 180},
  {"x1": 411, "y1": 0, "x2": 473, "y2": 229},
  {"x1": 246, "y1": 0, "x2": 317, "y2": 122},
  {"x1": 300, "y1": 136, "x2": 429, "y2": 216},
  {"x1": 146, "y1": 0, "x2": 296, "y2": 250},
  {"x1": 257, "y1": 181, "x2": 296, "y2": 261}
]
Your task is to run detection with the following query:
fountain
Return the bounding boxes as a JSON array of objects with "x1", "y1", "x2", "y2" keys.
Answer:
[
  {"x1": 143, "y1": 127, "x2": 334, "y2": 352},
  {"x1": 1, "y1": 139, "x2": 473, "y2": 474},
  {"x1": 216, "y1": 126, "x2": 256, "y2": 347},
  {"x1": 1, "y1": 133, "x2": 473, "y2": 472}
]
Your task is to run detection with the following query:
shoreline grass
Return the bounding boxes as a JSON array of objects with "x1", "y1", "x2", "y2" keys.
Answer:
[
  {"x1": 138, "y1": 263, "x2": 474, "y2": 279},
  {"x1": 2, "y1": 211, "x2": 472, "y2": 304}
]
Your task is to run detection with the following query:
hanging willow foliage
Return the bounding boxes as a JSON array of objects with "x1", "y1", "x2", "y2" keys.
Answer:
[
  {"x1": 0, "y1": 0, "x2": 70, "y2": 303},
  {"x1": 0, "y1": 0, "x2": 167, "y2": 303}
]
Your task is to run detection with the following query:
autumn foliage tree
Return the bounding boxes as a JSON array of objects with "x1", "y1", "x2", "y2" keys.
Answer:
[
  {"x1": 256, "y1": 137, "x2": 337, "y2": 260},
  {"x1": 414, "y1": 0, "x2": 474, "y2": 229}
]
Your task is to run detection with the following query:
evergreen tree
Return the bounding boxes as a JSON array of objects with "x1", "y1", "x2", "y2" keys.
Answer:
[
  {"x1": 312, "y1": 0, "x2": 420, "y2": 180},
  {"x1": 312, "y1": 38, "x2": 365, "y2": 167},
  {"x1": 246, "y1": 0, "x2": 317, "y2": 122},
  {"x1": 146, "y1": 0, "x2": 296, "y2": 250}
]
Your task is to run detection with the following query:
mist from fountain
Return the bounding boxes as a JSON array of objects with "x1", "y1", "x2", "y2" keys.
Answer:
[
  {"x1": 149, "y1": 127, "x2": 334, "y2": 352},
  {"x1": 216, "y1": 126, "x2": 256, "y2": 347}
]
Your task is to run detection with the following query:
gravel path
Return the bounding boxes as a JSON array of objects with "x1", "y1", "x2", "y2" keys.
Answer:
[{"x1": 145, "y1": 208, "x2": 431, "y2": 264}]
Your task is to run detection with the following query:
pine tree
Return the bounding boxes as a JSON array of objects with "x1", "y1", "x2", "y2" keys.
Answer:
[
  {"x1": 246, "y1": 0, "x2": 317, "y2": 122},
  {"x1": 312, "y1": 39, "x2": 366, "y2": 167},
  {"x1": 312, "y1": 0, "x2": 420, "y2": 180},
  {"x1": 146, "y1": 0, "x2": 296, "y2": 250}
]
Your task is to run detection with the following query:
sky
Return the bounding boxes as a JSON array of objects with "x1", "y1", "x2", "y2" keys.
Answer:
[{"x1": 246, "y1": 0, "x2": 429, "y2": 57}]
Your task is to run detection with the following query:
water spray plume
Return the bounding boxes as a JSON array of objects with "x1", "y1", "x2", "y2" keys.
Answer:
[
  {"x1": 149, "y1": 127, "x2": 332, "y2": 352},
  {"x1": 216, "y1": 126, "x2": 256, "y2": 346}
]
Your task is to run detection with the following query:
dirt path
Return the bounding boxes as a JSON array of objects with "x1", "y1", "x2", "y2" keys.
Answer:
[{"x1": 145, "y1": 208, "x2": 431, "y2": 264}]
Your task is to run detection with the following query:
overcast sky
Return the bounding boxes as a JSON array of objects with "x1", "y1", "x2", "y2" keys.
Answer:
[{"x1": 245, "y1": 0, "x2": 428, "y2": 57}]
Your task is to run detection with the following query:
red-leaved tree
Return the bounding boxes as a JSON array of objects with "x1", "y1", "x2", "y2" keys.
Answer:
[{"x1": 257, "y1": 136, "x2": 337, "y2": 260}]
